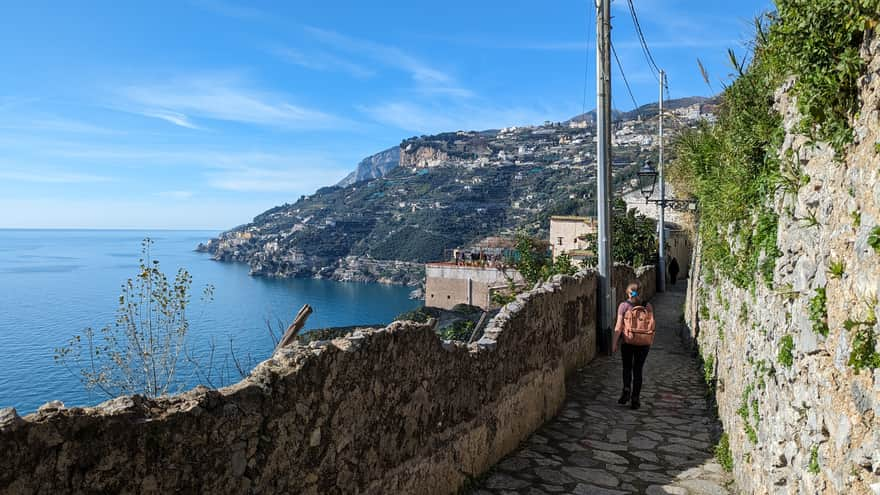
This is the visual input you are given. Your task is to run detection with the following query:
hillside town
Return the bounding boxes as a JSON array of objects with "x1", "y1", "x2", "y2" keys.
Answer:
[{"x1": 199, "y1": 97, "x2": 716, "y2": 288}]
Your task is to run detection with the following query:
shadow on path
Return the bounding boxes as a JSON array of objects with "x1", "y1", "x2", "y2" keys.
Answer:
[{"x1": 468, "y1": 283, "x2": 737, "y2": 495}]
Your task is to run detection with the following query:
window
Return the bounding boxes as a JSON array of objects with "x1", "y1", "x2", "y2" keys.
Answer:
[{"x1": 557, "y1": 237, "x2": 563, "y2": 245}]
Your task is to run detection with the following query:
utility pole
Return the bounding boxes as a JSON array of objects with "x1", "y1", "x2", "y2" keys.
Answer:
[
  {"x1": 657, "y1": 69, "x2": 666, "y2": 293},
  {"x1": 596, "y1": 0, "x2": 613, "y2": 353}
]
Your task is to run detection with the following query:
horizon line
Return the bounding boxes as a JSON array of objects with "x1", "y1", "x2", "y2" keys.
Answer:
[{"x1": 0, "y1": 227, "x2": 226, "y2": 232}]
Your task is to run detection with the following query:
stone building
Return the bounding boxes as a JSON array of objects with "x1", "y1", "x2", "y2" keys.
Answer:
[
  {"x1": 549, "y1": 216, "x2": 598, "y2": 266},
  {"x1": 424, "y1": 263, "x2": 522, "y2": 310}
]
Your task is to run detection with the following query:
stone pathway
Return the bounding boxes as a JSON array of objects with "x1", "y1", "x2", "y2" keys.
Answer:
[{"x1": 470, "y1": 284, "x2": 738, "y2": 495}]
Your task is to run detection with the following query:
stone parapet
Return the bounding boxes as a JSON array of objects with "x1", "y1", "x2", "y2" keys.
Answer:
[{"x1": 0, "y1": 265, "x2": 655, "y2": 494}]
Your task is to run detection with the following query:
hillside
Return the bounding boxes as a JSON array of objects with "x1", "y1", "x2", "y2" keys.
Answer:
[
  {"x1": 200, "y1": 98, "x2": 714, "y2": 285},
  {"x1": 568, "y1": 95, "x2": 719, "y2": 123},
  {"x1": 335, "y1": 146, "x2": 400, "y2": 187}
]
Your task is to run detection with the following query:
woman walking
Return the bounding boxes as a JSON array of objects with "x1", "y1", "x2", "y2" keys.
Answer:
[{"x1": 611, "y1": 280, "x2": 655, "y2": 410}]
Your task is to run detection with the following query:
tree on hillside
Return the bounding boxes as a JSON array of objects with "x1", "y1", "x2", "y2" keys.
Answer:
[
  {"x1": 55, "y1": 238, "x2": 214, "y2": 399},
  {"x1": 583, "y1": 199, "x2": 657, "y2": 268},
  {"x1": 492, "y1": 231, "x2": 578, "y2": 305}
]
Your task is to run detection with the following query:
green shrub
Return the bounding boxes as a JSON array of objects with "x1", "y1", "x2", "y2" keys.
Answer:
[
  {"x1": 440, "y1": 320, "x2": 474, "y2": 341},
  {"x1": 669, "y1": 33, "x2": 782, "y2": 290},
  {"x1": 744, "y1": 423, "x2": 758, "y2": 445},
  {"x1": 703, "y1": 354, "x2": 715, "y2": 386},
  {"x1": 778, "y1": 335, "x2": 795, "y2": 367},
  {"x1": 828, "y1": 260, "x2": 845, "y2": 279},
  {"x1": 808, "y1": 287, "x2": 829, "y2": 336},
  {"x1": 669, "y1": 1, "x2": 880, "y2": 289},
  {"x1": 715, "y1": 433, "x2": 734, "y2": 472},
  {"x1": 767, "y1": 0, "x2": 879, "y2": 152},
  {"x1": 847, "y1": 317, "x2": 880, "y2": 373},
  {"x1": 869, "y1": 226, "x2": 880, "y2": 254},
  {"x1": 395, "y1": 306, "x2": 440, "y2": 323},
  {"x1": 808, "y1": 445, "x2": 820, "y2": 474},
  {"x1": 851, "y1": 210, "x2": 862, "y2": 228},
  {"x1": 54, "y1": 238, "x2": 214, "y2": 399}
]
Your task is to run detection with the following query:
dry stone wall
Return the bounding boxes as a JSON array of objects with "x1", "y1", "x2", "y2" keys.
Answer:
[
  {"x1": 685, "y1": 36, "x2": 880, "y2": 495},
  {"x1": 0, "y1": 266, "x2": 654, "y2": 495}
]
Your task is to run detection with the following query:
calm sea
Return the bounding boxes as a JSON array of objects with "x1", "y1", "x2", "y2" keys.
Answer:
[{"x1": 0, "y1": 229, "x2": 420, "y2": 413}]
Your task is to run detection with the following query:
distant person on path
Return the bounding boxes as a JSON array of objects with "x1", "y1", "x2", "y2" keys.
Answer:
[
  {"x1": 612, "y1": 281, "x2": 655, "y2": 410},
  {"x1": 669, "y1": 257, "x2": 680, "y2": 285}
]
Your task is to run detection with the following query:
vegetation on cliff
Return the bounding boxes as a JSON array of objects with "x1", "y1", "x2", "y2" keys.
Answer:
[{"x1": 670, "y1": 1, "x2": 879, "y2": 289}]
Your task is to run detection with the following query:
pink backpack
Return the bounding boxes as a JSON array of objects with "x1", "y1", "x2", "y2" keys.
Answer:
[{"x1": 622, "y1": 304, "x2": 656, "y2": 346}]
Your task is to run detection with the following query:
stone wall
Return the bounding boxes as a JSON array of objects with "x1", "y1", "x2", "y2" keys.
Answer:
[
  {"x1": 685, "y1": 36, "x2": 880, "y2": 495},
  {"x1": 0, "y1": 265, "x2": 654, "y2": 495}
]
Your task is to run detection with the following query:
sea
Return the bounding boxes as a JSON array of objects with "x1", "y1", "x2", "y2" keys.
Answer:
[{"x1": 0, "y1": 229, "x2": 420, "y2": 414}]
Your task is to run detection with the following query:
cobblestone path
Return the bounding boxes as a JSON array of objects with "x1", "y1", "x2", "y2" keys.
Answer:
[{"x1": 471, "y1": 284, "x2": 737, "y2": 495}]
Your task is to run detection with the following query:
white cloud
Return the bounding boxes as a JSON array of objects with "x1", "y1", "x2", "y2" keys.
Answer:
[
  {"x1": 140, "y1": 109, "x2": 202, "y2": 129},
  {"x1": 5, "y1": 140, "x2": 353, "y2": 193},
  {"x1": 304, "y1": 26, "x2": 473, "y2": 98},
  {"x1": 271, "y1": 46, "x2": 376, "y2": 79},
  {"x1": 119, "y1": 74, "x2": 348, "y2": 130}
]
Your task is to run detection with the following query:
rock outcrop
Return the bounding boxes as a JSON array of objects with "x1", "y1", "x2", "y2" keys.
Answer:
[{"x1": 336, "y1": 146, "x2": 400, "y2": 187}]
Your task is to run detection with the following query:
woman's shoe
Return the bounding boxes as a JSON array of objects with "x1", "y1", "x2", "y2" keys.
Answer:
[
  {"x1": 617, "y1": 388, "x2": 631, "y2": 405},
  {"x1": 630, "y1": 399, "x2": 641, "y2": 410}
]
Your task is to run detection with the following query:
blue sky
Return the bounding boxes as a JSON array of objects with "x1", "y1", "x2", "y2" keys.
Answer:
[{"x1": 0, "y1": 0, "x2": 772, "y2": 229}]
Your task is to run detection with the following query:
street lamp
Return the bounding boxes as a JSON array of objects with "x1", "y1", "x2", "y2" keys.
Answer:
[
  {"x1": 636, "y1": 159, "x2": 698, "y2": 292},
  {"x1": 637, "y1": 161, "x2": 658, "y2": 201}
]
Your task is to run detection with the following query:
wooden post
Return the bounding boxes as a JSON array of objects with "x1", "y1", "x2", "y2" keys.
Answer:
[{"x1": 275, "y1": 304, "x2": 313, "y2": 351}]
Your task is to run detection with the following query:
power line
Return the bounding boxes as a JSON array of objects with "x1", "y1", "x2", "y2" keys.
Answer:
[
  {"x1": 625, "y1": 0, "x2": 661, "y2": 81},
  {"x1": 611, "y1": 41, "x2": 640, "y2": 112}
]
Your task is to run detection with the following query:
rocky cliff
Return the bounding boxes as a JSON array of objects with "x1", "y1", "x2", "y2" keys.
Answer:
[
  {"x1": 336, "y1": 146, "x2": 400, "y2": 187},
  {"x1": 683, "y1": 27, "x2": 880, "y2": 495}
]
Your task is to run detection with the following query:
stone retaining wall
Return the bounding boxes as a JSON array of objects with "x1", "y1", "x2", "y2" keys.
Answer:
[
  {"x1": 0, "y1": 266, "x2": 654, "y2": 495},
  {"x1": 684, "y1": 35, "x2": 880, "y2": 495}
]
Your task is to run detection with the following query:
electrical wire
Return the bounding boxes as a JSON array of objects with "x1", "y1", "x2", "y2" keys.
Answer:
[
  {"x1": 611, "y1": 41, "x2": 640, "y2": 112},
  {"x1": 625, "y1": 0, "x2": 661, "y2": 81}
]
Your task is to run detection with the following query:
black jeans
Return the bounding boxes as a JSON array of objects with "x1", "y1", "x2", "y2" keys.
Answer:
[{"x1": 621, "y1": 343, "x2": 650, "y2": 399}]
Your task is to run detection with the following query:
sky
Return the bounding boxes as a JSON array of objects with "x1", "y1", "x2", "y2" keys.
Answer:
[{"x1": 0, "y1": 0, "x2": 773, "y2": 229}]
